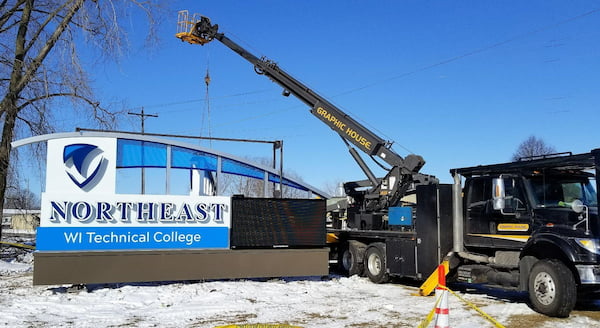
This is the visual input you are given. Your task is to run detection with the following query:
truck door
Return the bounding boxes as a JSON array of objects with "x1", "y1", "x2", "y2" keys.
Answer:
[
  {"x1": 464, "y1": 176, "x2": 531, "y2": 249},
  {"x1": 464, "y1": 177, "x2": 495, "y2": 247},
  {"x1": 491, "y1": 175, "x2": 532, "y2": 248}
]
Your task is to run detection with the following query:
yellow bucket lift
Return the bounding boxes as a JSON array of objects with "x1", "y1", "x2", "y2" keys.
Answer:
[{"x1": 175, "y1": 10, "x2": 216, "y2": 45}]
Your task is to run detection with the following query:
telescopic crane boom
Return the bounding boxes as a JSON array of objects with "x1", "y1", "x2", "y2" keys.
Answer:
[{"x1": 177, "y1": 13, "x2": 434, "y2": 211}]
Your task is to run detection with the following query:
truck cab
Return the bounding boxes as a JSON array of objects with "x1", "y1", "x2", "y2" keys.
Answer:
[
  {"x1": 463, "y1": 170, "x2": 597, "y2": 249},
  {"x1": 453, "y1": 150, "x2": 600, "y2": 317}
]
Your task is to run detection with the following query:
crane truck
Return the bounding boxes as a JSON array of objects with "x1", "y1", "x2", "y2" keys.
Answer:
[{"x1": 176, "y1": 13, "x2": 600, "y2": 317}]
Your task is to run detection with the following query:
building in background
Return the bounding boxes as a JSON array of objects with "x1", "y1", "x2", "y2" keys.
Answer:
[{"x1": 2, "y1": 208, "x2": 40, "y2": 233}]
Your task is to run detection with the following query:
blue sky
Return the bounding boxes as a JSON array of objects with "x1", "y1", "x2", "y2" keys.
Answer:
[{"x1": 47, "y1": 1, "x2": 600, "y2": 193}]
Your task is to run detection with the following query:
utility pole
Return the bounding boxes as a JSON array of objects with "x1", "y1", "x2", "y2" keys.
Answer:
[{"x1": 128, "y1": 107, "x2": 158, "y2": 194}]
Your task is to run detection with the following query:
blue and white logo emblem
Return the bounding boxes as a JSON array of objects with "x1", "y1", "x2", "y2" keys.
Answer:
[{"x1": 63, "y1": 143, "x2": 107, "y2": 190}]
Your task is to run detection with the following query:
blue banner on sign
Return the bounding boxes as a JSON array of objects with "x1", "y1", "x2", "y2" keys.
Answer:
[{"x1": 37, "y1": 227, "x2": 229, "y2": 251}]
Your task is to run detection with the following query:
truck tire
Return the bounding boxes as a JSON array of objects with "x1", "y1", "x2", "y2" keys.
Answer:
[
  {"x1": 528, "y1": 259, "x2": 576, "y2": 317},
  {"x1": 338, "y1": 241, "x2": 365, "y2": 276},
  {"x1": 337, "y1": 247, "x2": 352, "y2": 274},
  {"x1": 365, "y1": 243, "x2": 389, "y2": 284}
]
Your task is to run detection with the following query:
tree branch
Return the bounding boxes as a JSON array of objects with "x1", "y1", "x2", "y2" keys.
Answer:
[
  {"x1": 15, "y1": 0, "x2": 84, "y2": 95},
  {"x1": 30, "y1": 8, "x2": 94, "y2": 32},
  {"x1": 0, "y1": 18, "x2": 20, "y2": 34},
  {"x1": 1, "y1": 0, "x2": 32, "y2": 119},
  {"x1": 16, "y1": 92, "x2": 99, "y2": 111},
  {"x1": 16, "y1": 113, "x2": 38, "y2": 133},
  {"x1": 0, "y1": 0, "x2": 26, "y2": 32},
  {"x1": 24, "y1": 2, "x2": 71, "y2": 55}
]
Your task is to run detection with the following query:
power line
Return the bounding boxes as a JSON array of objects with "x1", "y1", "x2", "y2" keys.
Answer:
[
  {"x1": 338, "y1": 7, "x2": 600, "y2": 98},
  {"x1": 138, "y1": 89, "x2": 272, "y2": 110},
  {"x1": 330, "y1": 7, "x2": 600, "y2": 151}
]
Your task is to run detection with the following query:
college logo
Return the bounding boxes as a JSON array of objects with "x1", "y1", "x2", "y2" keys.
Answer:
[{"x1": 63, "y1": 143, "x2": 107, "y2": 190}]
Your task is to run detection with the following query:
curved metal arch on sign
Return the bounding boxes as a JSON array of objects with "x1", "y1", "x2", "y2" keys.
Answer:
[{"x1": 12, "y1": 131, "x2": 330, "y2": 199}]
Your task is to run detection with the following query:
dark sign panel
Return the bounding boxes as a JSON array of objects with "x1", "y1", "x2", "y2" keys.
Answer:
[{"x1": 231, "y1": 198, "x2": 326, "y2": 248}]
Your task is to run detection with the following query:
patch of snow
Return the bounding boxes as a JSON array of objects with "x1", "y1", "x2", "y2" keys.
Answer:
[
  {"x1": 0, "y1": 259, "x2": 598, "y2": 328},
  {"x1": 0, "y1": 258, "x2": 32, "y2": 274}
]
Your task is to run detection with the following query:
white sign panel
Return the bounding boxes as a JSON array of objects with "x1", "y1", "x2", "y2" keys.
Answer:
[
  {"x1": 38, "y1": 137, "x2": 231, "y2": 251},
  {"x1": 46, "y1": 138, "x2": 116, "y2": 194}
]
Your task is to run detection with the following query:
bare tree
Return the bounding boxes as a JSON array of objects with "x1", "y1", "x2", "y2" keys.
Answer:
[
  {"x1": 5, "y1": 187, "x2": 39, "y2": 210},
  {"x1": 0, "y1": 0, "x2": 163, "y2": 238},
  {"x1": 219, "y1": 156, "x2": 310, "y2": 198},
  {"x1": 512, "y1": 136, "x2": 557, "y2": 161},
  {"x1": 323, "y1": 179, "x2": 345, "y2": 197},
  {"x1": 4, "y1": 151, "x2": 38, "y2": 209}
]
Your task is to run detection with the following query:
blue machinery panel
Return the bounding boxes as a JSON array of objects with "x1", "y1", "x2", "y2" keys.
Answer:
[{"x1": 388, "y1": 206, "x2": 412, "y2": 226}]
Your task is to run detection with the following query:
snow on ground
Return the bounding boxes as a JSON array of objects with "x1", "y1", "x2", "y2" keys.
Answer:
[{"x1": 1, "y1": 251, "x2": 600, "y2": 328}]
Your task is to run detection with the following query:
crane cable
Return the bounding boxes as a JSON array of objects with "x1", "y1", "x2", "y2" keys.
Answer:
[{"x1": 203, "y1": 47, "x2": 213, "y2": 148}]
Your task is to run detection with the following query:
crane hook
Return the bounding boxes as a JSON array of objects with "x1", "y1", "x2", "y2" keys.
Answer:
[{"x1": 204, "y1": 69, "x2": 211, "y2": 86}]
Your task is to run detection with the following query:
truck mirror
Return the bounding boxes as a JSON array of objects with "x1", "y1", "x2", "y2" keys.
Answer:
[
  {"x1": 492, "y1": 178, "x2": 506, "y2": 210},
  {"x1": 571, "y1": 199, "x2": 585, "y2": 213},
  {"x1": 493, "y1": 177, "x2": 517, "y2": 214}
]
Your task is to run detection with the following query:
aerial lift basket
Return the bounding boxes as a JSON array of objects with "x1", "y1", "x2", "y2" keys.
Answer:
[{"x1": 175, "y1": 10, "x2": 214, "y2": 45}]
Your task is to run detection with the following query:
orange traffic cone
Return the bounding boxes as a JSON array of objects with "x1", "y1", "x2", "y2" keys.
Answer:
[
  {"x1": 434, "y1": 288, "x2": 450, "y2": 328},
  {"x1": 434, "y1": 264, "x2": 450, "y2": 328}
]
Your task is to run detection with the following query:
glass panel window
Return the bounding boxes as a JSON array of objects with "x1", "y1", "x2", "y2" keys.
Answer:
[
  {"x1": 222, "y1": 158, "x2": 263, "y2": 179},
  {"x1": 171, "y1": 146, "x2": 217, "y2": 171},
  {"x1": 116, "y1": 139, "x2": 167, "y2": 168},
  {"x1": 269, "y1": 173, "x2": 308, "y2": 191}
]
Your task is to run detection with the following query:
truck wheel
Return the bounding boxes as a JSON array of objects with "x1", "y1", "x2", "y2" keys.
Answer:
[
  {"x1": 338, "y1": 247, "x2": 352, "y2": 273},
  {"x1": 338, "y1": 241, "x2": 364, "y2": 276},
  {"x1": 365, "y1": 243, "x2": 389, "y2": 284},
  {"x1": 528, "y1": 259, "x2": 576, "y2": 317}
]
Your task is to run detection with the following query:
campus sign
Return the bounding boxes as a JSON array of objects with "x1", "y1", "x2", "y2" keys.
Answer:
[{"x1": 38, "y1": 137, "x2": 231, "y2": 251}]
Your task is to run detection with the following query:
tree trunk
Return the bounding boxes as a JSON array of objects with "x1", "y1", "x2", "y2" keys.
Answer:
[
  {"x1": 0, "y1": 98, "x2": 19, "y2": 238},
  {"x1": 0, "y1": 0, "x2": 33, "y2": 241},
  {"x1": 0, "y1": 0, "x2": 83, "y2": 241}
]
